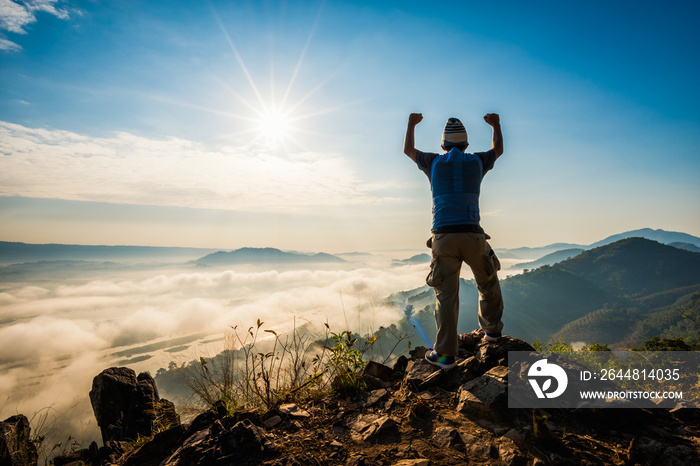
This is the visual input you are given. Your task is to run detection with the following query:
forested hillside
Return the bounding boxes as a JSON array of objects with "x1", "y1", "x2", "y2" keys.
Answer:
[{"x1": 395, "y1": 237, "x2": 700, "y2": 347}]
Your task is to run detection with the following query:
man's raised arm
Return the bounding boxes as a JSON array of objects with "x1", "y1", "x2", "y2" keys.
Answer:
[
  {"x1": 483, "y1": 113, "x2": 503, "y2": 159},
  {"x1": 403, "y1": 112, "x2": 423, "y2": 163}
]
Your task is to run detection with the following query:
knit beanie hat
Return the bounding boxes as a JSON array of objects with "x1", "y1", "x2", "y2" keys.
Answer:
[{"x1": 441, "y1": 117, "x2": 468, "y2": 148}]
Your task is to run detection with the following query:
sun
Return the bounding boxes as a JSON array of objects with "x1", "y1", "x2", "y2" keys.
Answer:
[
  {"x1": 257, "y1": 109, "x2": 290, "y2": 144},
  {"x1": 210, "y1": 2, "x2": 333, "y2": 152}
]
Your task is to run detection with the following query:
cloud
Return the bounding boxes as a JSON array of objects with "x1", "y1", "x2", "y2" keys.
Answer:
[
  {"x1": 0, "y1": 263, "x2": 427, "y2": 366},
  {"x1": 0, "y1": 36, "x2": 20, "y2": 51},
  {"x1": 0, "y1": 0, "x2": 70, "y2": 34},
  {"x1": 0, "y1": 259, "x2": 430, "y2": 453},
  {"x1": 0, "y1": 316, "x2": 107, "y2": 366},
  {"x1": 0, "y1": 121, "x2": 392, "y2": 211}
]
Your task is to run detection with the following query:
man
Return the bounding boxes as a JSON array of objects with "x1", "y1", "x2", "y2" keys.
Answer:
[{"x1": 404, "y1": 112, "x2": 505, "y2": 369}]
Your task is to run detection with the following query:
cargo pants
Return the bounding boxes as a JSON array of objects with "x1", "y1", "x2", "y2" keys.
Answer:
[{"x1": 426, "y1": 232, "x2": 504, "y2": 357}]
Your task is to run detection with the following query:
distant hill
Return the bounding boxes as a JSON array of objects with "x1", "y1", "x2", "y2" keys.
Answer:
[
  {"x1": 508, "y1": 248, "x2": 584, "y2": 270},
  {"x1": 554, "y1": 289, "x2": 700, "y2": 346},
  {"x1": 0, "y1": 241, "x2": 218, "y2": 264},
  {"x1": 557, "y1": 237, "x2": 700, "y2": 297},
  {"x1": 670, "y1": 242, "x2": 700, "y2": 253},
  {"x1": 193, "y1": 247, "x2": 345, "y2": 266},
  {"x1": 393, "y1": 253, "x2": 431, "y2": 265},
  {"x1": 589, "y1": 228, "x2": 700, "y2": 249},
  {"x1": 495, "y1": 228, "x2": 700, "y2": 261},
  {"x1": 495, "y1": 243, "x2": 583, "y2": 260}
]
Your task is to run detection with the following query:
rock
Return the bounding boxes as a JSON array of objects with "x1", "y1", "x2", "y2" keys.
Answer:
[
  {"x1": 220, "y1": 419, "x2": 269, "y2": 457},
  {"x1": 456, "y1": 369, "x2": 507, "y2": 417},
  {"x1": 164, "y1": 419, "x2": 269, "y2": 466},
  {"x1": 122, "y1": 425, "x2": 187, "y2": 466},
  {"x1": 350, "y1": 415, "x2": 400, "y2": 444},
  {"x1": 404, "y1": 359, "x2": 442, "y2": 391},
  {"x1": 161, "y1": 428, "x2": 211, "y2": 465},
  {"x1": 474, "y1": 336, "x2": 535, "y2": 369},
  {"x1": 361, "y1": 373, "x2": 392, "y2": 390},
  {"x1": 264, "y1": 415, "x2": 283, "y2": 428},
  {"x1": 458, "y1": 331, "x2": 481, "y2": 354},
  {"x1": 408, "y1": 346, "x2": 428, "y2": 360},
  {"x1": 670, "y1": 401, "x2": 700, "y2": 424},
  {"x1": 432, "y1": 426, "x2": 463, "y2": 448},
  {"x1": 497, "y1": 437, "x2": 527, "y2": 465},
  {"x1": 363, "y1": 361, "x2": 394, "y2": 383},
  {"x1": 0, "y1": 415, "x2": 38, "y2": 466},
  {"x1": 89, "y1": 367, "x2": 179, "y2": 443},
  {"x1": 332, "y1": 420, "x2": 348, "y2": 435},
  {"x1": 362, "y1": 388, "x2": 389, "y2": 408},
  {"x1": 393, "y1": 460, "x2": 430, "y2": 466},
  {"x1": 53, "y1": 441, "x2": 99, "y2": 466},
  {"x1": 279, "y1": 403, "x2": 310, "y2": 418},
  {"x1": 469, "y1": 441, "x2": 497, "y2": 458},
  {"x1": 393, "y1": 355, "x2": 409, "y2": 376},
  {"x1": 53, "y1": 440, "x2": 131, "y2": 466},
  {"x1": 502, "y1": 428, "x2": 525, "y2": 444},
  {"x1": 663, "y1": 444, "x2": 698, "y2": 466},
  {"x1": 457, "y1": 355, "x2": 481, "y2": 374},
  {"x1": 635, "y1": 437, "x2": 665, "y2": 464}
]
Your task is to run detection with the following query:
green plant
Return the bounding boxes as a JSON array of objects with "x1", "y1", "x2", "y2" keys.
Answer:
[
  {"x1": 582, "y1": 340, "x2": 611, "y2": 351},
  {"x1": 177, "y1": 318, "x2": 333, "y2": 412},
  {"x1": 532, "y1": 337, "x2": 573, "y2": 354},
  {"x1": 27, "y1": 404, "x2": 84, "y2": 465},
  {"x1": 322, "y1": 330, "x2": 376, "y2": 398}
]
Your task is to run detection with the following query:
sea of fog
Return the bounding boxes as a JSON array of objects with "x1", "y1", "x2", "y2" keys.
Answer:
[{"x1": 0, "y1": 251, "x2": 523, "y2": 454}]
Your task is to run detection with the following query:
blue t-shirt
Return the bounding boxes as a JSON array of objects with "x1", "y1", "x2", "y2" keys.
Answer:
[{"x1": 415, "y1": 148, "x2": 497, "y2": 233}]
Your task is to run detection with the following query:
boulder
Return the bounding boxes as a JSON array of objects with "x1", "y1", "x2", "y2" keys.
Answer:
[
  {"x1": 350, "y1": 415, "x2": 400, "y2": 444},
  {"x1": 496, "y1": 437, "x2": 527, "y2": 466},
  {"x1": 393, "y1": 460, "x2": 430, "y2": 466},
  {"x1": 122, "y1": 425, "x2": 187, "y2": 466},
  {"x1": 89, "y1": 367, "x2": 180, "y2": 444},
  {"x1": 0, "y1": 415, "x2": 38, "y2": 466},
  {"x1": 404, "y1": 360, "x2": 442, "y2": 391},
  {"x1": 392, "y1": 355, "x2": 409, "y2": 376},
  {"x1": 456, "y1": 366, "x2": 508, "y2": 417},
  {"x1": 432, "y1": 426, "x2": 464, "y2": 449},
  {"x1": 363, "y1": 361, "x2": 394, "y2": 383},
  {"x1": 279, "y1": 403, "x2": 310, "y2": 419},
  {"x1": 362, "y1": 388, "x2": 389, "y2": 408}
]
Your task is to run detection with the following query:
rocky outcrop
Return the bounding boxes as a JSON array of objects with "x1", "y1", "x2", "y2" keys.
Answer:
[
  {"x1": 89, "y1": 367, "x2": 180, "y2": 444},
  {"x1": 54, "y1": 330, "x2": 700, "y2": 465},
  {"x1": 0, "y1": 415, "x2": 38, "y2": 466}
]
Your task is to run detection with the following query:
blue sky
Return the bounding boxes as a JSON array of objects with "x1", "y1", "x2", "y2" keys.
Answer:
[{"x1": 1, "y1": 0, "x2": 698, "y2": 251}]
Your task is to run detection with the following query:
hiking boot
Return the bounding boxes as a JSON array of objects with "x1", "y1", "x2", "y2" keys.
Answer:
[
  {"x1": 424, "y1": 349, "x2": 457, "y2": 370},
  {"x1": 484, "y1": 332, "x2": 502, "y2": 342}
]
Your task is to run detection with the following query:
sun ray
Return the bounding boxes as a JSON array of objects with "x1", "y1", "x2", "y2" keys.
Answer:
[
  {"x1": 210, "y1": 75, "x2": 265, "y2": 117},
  {"x1": 206, "y1": 1, "x2": 359, "y2": 152},
  {"x1": 279, "y1": 0, "x2": 326, "y2": 110},
  {"x1": 138, "y1": 91, "x2": 261, "y2": 123},
  {"x1": 288, "y1": 98, "x2": 370, "y2": 124},
  {"x1": 210, "y1": 5, "x2": 268, "y2": 113},
  {"x1": 284, "y1": 132, "x2": 310, "y2": 153},
  {"x1": 283, "y1": 60, "x2": 350, "y2": 116}
]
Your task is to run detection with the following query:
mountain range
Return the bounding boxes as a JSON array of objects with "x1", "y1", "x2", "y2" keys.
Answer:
[
  {"x1": 192, "y1": 247, "x2": 345, "y2": 266},
  {"x1": 390, "y1": 236, "x2": 700, "y2": 348},
  {"x1": 2, "y1": 228, "x2": 698, "y2": 267},
  {"x1": 496, "y1": 228, "x2": 700, "y2": 262},
  {"x1": 2, "y1": 229, "x2": 699, "y2": 348},
  {"x1": 0, "y1": 241, "x2": 219, "y2": 264}
]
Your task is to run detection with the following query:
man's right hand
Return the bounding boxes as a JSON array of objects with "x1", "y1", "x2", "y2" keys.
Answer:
[
  {"x1": 408, "y1": 113, "x2": 423, "y2": 126},
  {"x1": 483, "y1": 113, "x2": 500, "y2": 126}
]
